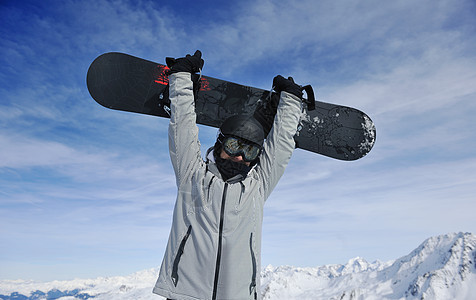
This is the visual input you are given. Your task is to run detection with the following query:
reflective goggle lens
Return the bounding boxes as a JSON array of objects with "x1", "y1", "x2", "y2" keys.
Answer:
[{"x1": 223, "y1": 137, "x2": 261, "y2": 162}]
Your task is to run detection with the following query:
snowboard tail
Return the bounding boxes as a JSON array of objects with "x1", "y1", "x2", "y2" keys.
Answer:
[{"x1": 87, "y1": 52, "x2": 376, "y2": 160}]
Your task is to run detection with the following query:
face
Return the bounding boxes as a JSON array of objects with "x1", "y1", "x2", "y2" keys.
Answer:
[{"x1": 220, "y1": 149, "x2": 251, "y2": 166}]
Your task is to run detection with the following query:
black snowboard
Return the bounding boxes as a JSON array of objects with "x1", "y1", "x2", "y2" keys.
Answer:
[{"x1": 86, "y1": 52, "x2": 376, "y2": 161}]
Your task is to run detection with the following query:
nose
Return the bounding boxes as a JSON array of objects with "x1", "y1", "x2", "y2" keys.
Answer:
[{"x1": 231, "y1": 155, "x2": 244, "y2": 162}]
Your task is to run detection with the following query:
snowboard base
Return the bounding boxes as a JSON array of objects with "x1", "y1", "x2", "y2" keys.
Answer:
[{"x1": 87, "y1": 52, "x2": 376, "y2": 160}]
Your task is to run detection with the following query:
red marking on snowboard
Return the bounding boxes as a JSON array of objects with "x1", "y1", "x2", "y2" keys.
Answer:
[
  {"x1": 155, "y1": 64, "x2": 211, "y2": 91},
  {"x1": 155, "y1": 65, "x2": 170, "y2": 85},
  {"x1": 200, "y1": 77, "x2": 211, "y2": 91}
]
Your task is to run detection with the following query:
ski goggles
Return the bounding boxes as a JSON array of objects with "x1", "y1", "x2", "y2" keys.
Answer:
[{"x1": 222, "y1": 136, "x2": 262, "y2": 162}]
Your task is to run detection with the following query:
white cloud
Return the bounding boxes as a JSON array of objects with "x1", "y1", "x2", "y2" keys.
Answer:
[
  {"x1": 1, "y1": 134, "x2": 85, "y2": 168},
  {"x1": 1, "y1": 0, "x2": 476, "y2": 281},
  {"x1": 185, "y1": 0, "x2": 476, "y2": 77}
]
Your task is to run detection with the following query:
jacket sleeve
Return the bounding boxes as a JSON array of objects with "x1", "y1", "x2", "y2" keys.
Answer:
[
  {"x1": 256, "y1": 91, "x2": 302, "y2": 200},
  {"x1": 168, "y1": 72, "x2": 203, "y2": 186}
]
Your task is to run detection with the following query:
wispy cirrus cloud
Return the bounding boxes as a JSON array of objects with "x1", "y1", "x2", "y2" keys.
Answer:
[{"x1": 1, "y1": 0, "x2": 475, "y2": 281}]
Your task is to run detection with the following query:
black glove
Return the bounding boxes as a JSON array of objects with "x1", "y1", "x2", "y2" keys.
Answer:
[
  {"x1": 272, "y1": 75, "x2": 303, "y2": 99},
  {"x1": 166, "y1": 50, "x2": 204, "y2": 74}
]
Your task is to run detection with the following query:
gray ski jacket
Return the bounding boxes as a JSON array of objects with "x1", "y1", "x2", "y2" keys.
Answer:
[{"x1": 153, "y1": 72, "x2": 301, "y2": 300}]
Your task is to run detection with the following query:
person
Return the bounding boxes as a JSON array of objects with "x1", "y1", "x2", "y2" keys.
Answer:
[{"x1": 153, "y1": 51, "x2": 303, "y2": 300}]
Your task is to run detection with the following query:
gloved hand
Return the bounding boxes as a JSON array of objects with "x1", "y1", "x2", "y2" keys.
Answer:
[
  {"x1": 272, "y1": 75, "x2": 303, "y2": 99},
  {"x1": 166, "y1": 50, "x2": 204, "y2": 74}
]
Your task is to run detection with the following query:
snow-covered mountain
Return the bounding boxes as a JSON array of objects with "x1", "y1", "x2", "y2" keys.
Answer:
[
  {"x1": 1, "y1": 232, "x2": 475, "y2": 300},
  {"x1": 261, "y1": 232, "x2": 476, "y2": 299}
]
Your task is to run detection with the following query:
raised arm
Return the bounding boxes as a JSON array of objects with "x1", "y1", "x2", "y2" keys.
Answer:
[
  {"x1": 166, "y1": 51, "x2": 204, "y2": 185},
  {"x1": 168, "y1": 73, "x2": 202, "y2": 184},
  {"x1": 257, "y1": 76, "x2": 303, "y2": 200}
]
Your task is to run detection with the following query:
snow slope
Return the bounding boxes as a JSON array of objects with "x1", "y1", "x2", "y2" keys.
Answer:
[
  {"x1": 1, "y1": 232, "x2": 475, "y2": 300},
  {"x1": 261, "y1": 232, "x2": 476, "y2": 300}
]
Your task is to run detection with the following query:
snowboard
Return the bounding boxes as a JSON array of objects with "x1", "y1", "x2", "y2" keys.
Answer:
[{"x1": 86, "y1": 52, "x2": 376, "y2": 161}]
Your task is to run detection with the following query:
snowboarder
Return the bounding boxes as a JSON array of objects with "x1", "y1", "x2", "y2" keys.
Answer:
[{"x1": 153, "y1": 51, "x2": 303, "y2": 300}]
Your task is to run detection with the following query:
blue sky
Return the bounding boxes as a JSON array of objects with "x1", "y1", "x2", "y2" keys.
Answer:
[{"x1": 1, "y1": 0, "x2": 475, "y2": 281}]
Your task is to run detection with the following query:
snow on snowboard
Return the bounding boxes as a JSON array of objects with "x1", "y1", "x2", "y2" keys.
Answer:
[{"x1": 86, "y1": 52, "x2": 376, "y2": 160}]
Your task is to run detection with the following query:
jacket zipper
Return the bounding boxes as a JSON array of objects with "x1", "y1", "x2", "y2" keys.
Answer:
[
  {"x1": 171, "y1": 225, "x2": 192, "y2": 287},
  {"x1": 212, "y1": 182, "x2": 228, "y2": 300},
  {"x1": 249, "y1": 232, "x2": 257, "y2": 299}
]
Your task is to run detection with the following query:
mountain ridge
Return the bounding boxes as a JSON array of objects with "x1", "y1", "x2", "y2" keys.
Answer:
[{"x1": 1, "y1": 232, "x2": 475, "y2": 300}]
